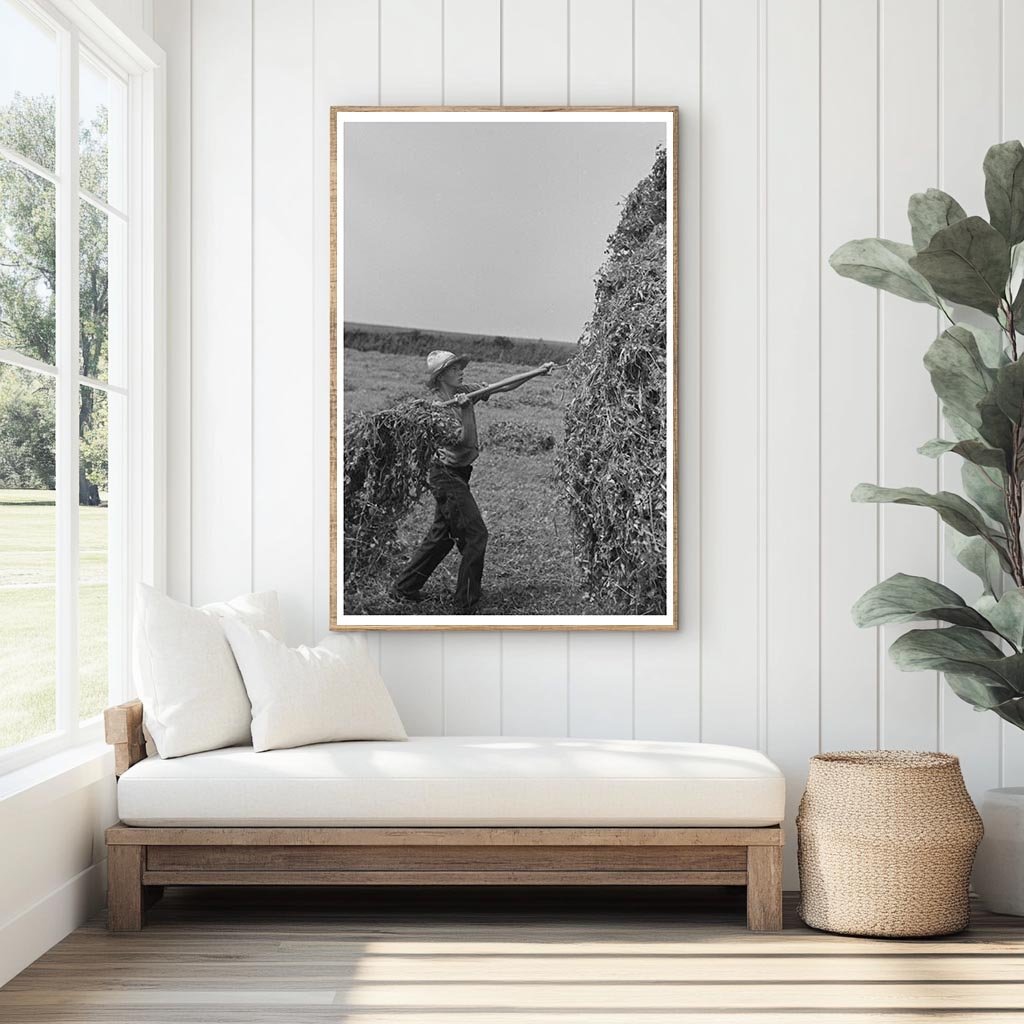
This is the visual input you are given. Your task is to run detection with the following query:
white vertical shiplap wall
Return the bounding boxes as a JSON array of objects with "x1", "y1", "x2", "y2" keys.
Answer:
[
  {"x1": 879, "y1": 0, "x2": 941, "y2": 756},
  {"x1": 154, "y1": 0, "x2": 1024, "y2": 886},
  {"x1": 937, "y1": 0, "x2": 1003, "y2": 808},
  {"x1": 764, "y1": 0, "x2": 820, "y2": 878},
  {"x1": 819, "y1": 0, "x2": 878, "y2": 756},
  {"x1": 1002, "y1": 0, "x2": 1024, "y2": 786},
  {"x1": 699, "y1": 0, "x2": 760, "y2": 753},
  {"x1": 252, "y1": 0, "x2": 316, "y2": 646},
  {"x1": 188, "y1": 0, "x2": 252, "y2": 607}
]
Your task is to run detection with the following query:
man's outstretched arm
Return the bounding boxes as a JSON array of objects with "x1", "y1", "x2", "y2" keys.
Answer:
[{"x1": 473, "y1": 362, "x2": 556, "y2": 400}]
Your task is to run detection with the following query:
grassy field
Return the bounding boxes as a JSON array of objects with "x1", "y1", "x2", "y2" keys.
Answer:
[
  {"x1": 0, "y1": 489, "x2": 108, "y2": 750},
  {"x1": 342, "y1": 347, "x2": 588, "y2": 616}
]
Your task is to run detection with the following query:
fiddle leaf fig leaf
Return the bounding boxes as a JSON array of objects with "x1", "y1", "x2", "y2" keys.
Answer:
[
  {"x1": 993, "y1": 357, "x2": 1024, "y2": 423},
  {"x1": 962, "y1": 461, "x2": 1009, "y2": 527},
  {"x1": 1010, "y1": 242, "x2": 1024, "y2": 323},
  {"x1": 950, "y1": 532, "x2": 1004, "y2": 596},
  {"x1": 969, "y1": 322, "x2": 1011, "y2": 368},
  {"x1": 984, "y1": 140, "x2": 1024, "y2": 246},
  {"x1": 909, "y1": 216, "x2": 1011, "y2": 314},
  {"x1": 986, "y1": 688, "x2": 1024, "y2": 728},
  {"x1": 977, "y1": 589, "x2": 1024, "y2": 649},
  {"x1": 851, "y1": 483, "x2": 1011, "y2": 566},
  {"x1": 942, "y1": 407, "x2": 983, "y2": 442},
  {"x1": 888, "y1": 627, "x2": 1024, "y2": 705},
  {"x1": 918, "y1": 438, "x2": 953, "y2": 458},
  {"x1": 918, "y1": 437, "x2": 1007, "y2": 471},
  {"x1": 908, "y1": 188, "x2": 968, "y2": 251},
  {"x1": 1008, "y1": 241, "x2": 1024, "y2": 306},
  {"x1": 890, "y1": 624, "x2": 1003, "y2": 667},
  {"x1": 978, "y1": 392, "x2": 1016, "y2": 457},
  {"x1": 830, "y1": 238, "x2": 943, "y2": 307},
  {"x1": 923, "y1": 326, "x2": 996, "y2": 428},
  {"x1": 944, "y1": 671, "x2": 1024, "y2": 713},
  {"x1": 1012, "y1": 278, "x2": 1024, "y2": 325},
  {"x1": 852, "y1": 573, "x2": 994, "y2": 630}
]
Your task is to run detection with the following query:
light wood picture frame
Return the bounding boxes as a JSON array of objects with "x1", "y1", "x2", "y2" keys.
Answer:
[{"x1": 330, "y1": 107, "x2": 678, "y2": 631}]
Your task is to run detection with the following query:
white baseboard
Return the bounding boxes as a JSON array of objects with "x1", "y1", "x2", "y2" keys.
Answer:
[{"x1": 0, "y1": 859, "x2": 107, "y2": 987}]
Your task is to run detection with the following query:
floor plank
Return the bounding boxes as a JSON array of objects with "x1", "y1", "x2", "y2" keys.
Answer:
[{"x1": 3, "y1": 887, "x2": 1024, "y2": 1022}]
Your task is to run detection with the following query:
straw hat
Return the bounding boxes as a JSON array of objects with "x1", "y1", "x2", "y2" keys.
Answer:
[{"x1": 426, "y1": 350, "x2": 470, "y2": 384}]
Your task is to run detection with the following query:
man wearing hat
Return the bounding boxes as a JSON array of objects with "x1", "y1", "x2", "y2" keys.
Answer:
[{"x1": 391, "y1": 349, "x2": 553, "y2": 613}]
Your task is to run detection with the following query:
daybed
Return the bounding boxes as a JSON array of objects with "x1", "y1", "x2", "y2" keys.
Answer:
[{"x1": 104, "y1": 699, "x2": 786, "y2": 932}]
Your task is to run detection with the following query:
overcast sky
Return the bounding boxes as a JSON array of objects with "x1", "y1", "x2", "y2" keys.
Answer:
[
  {"x1": 0, "y1": 0, "x2": 54, "y2": 106},
  {"x1": 1, "y1": 0, "x2": 113, "y2": 144},
  {"x1": 342, "y1": 120, "x2": 666, "y2": 343}
]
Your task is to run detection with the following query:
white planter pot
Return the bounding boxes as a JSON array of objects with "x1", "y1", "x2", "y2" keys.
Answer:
[{"x1": 973, "y1": 787, "x2": 1024, "y2": 916}]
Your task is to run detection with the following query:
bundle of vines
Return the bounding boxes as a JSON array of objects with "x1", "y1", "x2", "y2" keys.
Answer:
[
  {"x1": 558, "y1": 146, "x2": 668, "y2": 615},
  {"x1": 343, "y1": 400, "x2": 457, "y2": 576}
]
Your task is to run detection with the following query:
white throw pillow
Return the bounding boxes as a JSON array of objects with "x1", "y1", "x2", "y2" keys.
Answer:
[
  {"x1": 133, "y1": 584, "x2": 283, "y2": 758},
  {"x1": 223, "y1": 622, "x2": 407, "y2": 752}
]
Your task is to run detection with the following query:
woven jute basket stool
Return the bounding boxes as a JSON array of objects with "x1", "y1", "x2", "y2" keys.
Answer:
[{"x1": 797, "y1": 751, "x2": 983, "y2": 938}]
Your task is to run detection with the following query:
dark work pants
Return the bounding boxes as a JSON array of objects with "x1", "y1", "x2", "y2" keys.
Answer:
[{"x1": 394, "y1": 463, "x2": 488, "y2": 612}]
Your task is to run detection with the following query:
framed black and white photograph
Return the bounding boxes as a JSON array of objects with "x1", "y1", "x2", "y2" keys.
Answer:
[{"x1": 330, "y1": 107, "x2": 678, "y2": 631}]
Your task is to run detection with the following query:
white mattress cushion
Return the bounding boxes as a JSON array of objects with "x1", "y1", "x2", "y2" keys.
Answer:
[{"x1": 117, "y1": 736, "x2": 785, "y2": 827}]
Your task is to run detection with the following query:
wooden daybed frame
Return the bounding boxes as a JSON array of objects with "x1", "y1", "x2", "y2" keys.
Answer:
[{"x1": 104, "y1": 700, "x2": 784, "y2": 932}]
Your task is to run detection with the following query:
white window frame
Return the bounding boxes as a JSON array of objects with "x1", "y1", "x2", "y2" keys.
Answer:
[{"x1": 0, "y1": 0, "x2": 164, "y2": 776}]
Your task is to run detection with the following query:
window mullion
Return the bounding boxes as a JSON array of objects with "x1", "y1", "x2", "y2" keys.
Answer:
[
  {"x1": 55, "y1": 24, "x2": 81, "y2": 735},
  {"x1": 0, "y1": 143, "x2": 60, "y2": 187}
]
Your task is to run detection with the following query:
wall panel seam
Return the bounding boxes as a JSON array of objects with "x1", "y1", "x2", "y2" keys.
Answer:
[
  {"x1": 185, "y1": 0, "x2": 193, "y2": 609},
  {"x1": 631, "y1": 633, "x2": 636, "y2": 739},
  {"x1": 566, "y1": 637, "x2": 571, "y2": 734},
  {"x1": 876, "y1": 0, "x2": 884, "y2": 750},
  {"x1": 935, "y1": 0, "x2": 944, "y2": 752},
  {"x1": 697, "y1": 0, "x2": 704, "y2": 744},
  {"x1": 310, "y1": 0, "x2": 317, "y2": 642},
  {"x1": 566, "y1": 0, "x2": 571, "y2": 104},
  {"x1": 756, "y1": 0, "x2": 768, "y2": 753},
  {"x1": 816, "y1": 0, "x2": 823, "y2": 756},
  {"x1": 250, "y1": 0, "x2": 256, "y2": 596},
  {"x1": 630, "y1": 0, "x2": 635, "y2": 106},
  {"x1": 187, "y1": 0, "x2": 195, "y2": 605}
]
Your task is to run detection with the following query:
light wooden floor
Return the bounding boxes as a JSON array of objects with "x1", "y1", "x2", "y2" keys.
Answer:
[{"x1": 2, "y1": 885, "x2": 1024, "y2": 1022}]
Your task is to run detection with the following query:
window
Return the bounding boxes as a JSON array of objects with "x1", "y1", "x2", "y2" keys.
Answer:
[{"x1": 0, "y1": 0, "x2": 160, "y2": 772}]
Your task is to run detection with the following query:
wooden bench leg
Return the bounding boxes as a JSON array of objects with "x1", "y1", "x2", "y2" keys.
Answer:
[
  {"x1": 746, "y1": 845, "x2": 783, "y2": 931},
  {"x1": 107, "y1": 845, "x2": 145, "y2": 932}
]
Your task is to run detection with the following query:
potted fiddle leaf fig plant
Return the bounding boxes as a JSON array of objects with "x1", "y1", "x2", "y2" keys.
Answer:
[{"x1": 831, "y1": 139, "x2": 1024, "y2": 914}]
